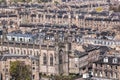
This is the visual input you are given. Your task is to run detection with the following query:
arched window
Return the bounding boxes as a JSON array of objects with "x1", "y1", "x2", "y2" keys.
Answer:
[
  {"x1": 59, "y1": 50, "x2": 63, "y2": 64},
  {"x1": 43, "y1": 53, "x2": 47, "y2": 65},
  {"x1": 50, "y1": 54, "x2": 53, "y2": 66}
]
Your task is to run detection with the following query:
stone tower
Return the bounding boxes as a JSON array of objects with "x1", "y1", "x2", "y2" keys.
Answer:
[{"x1": 54, "y1": 32, "x2": 69, "y2": 75}]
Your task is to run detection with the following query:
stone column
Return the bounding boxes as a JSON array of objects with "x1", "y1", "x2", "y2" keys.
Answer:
[
  {"x1": 54, "y1": 43, "x2": 60, "y2": 75},
  {"x1": 62, "y1": 43, "x2": 69, "y2": 75}
]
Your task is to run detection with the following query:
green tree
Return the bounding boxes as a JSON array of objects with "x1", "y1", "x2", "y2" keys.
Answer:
[
  {"x1": 54, "y1": 1, "x2": 59, "y2": 5},
  {"x1": 10, "y1": 61, "x2": 32, "y2": 80}
]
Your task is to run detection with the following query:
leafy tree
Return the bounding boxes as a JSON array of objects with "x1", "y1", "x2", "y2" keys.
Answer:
[
  {"x1": 10, "y1": 61, "x2": 32, "y2": 80},
  {"x1": 54, "y1": 1, "x2": 59, "y2": 5}
]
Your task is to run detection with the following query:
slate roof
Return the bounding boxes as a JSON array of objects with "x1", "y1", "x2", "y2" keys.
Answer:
[
  {"x1": 94, "y1": 56, "x2": 120, "y2": 65},
  {"x1": 0, "y1": 54, "x2": 39, "y2": 61}
]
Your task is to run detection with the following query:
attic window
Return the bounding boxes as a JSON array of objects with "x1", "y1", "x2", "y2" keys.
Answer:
[
  {"x1": 103, "y1": 57, "x2": 108, "y2": 63},
  {"x1": 113, "y1": 58, "x2": 118, "y2": 64}
]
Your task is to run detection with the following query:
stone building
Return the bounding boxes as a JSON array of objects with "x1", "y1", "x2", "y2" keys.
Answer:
[
  {"x1": 0, "y1": 1, "x2": 119, "y2": 33},
  {"x1": 0, "y1": 26, "x2": 120, "y2": 79},
  {"x1": 0, "y1": 54, "x2": 39, "y2": 80},
  {"x1": 0, "y1": 1, "x2": 120, "y2": 80},
  {"x1": 0, "y1": 30, "x2": 71, "y2": 80},
  {"x1": 92, "y1": 55, "x2": 120, "y2": 80}
]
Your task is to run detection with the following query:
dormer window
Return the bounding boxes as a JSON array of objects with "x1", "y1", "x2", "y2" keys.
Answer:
[
  {"x1": 103, "y1": 57, "x2": 108, "y2": 63},
  {"x1": 113, "y1": 58, "x2": 118, "y2": 64}
]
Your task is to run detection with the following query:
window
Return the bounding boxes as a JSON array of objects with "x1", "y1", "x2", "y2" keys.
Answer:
[
  {"x1": 68, "y1": 43, "x2": 71, "y2": 50},
  {"x1": 10, "y1": 26, "x2": 13, "y2": 28},
  {"x1": 32, "y1": 75, "x2": 35, "y2": 79},
  {"x1": 95, "y1": 64, "x2": 97, "y2": 67},
  {"x1": 75, "y1": 64, "x2": 77, "y2": 67},
  {"x1": 27, "y1": 50, "x2": 29, "y2": 55},
  {"x1": 100, "y1": 64, "x2": 102, "y2": 67},
  {"x1": 6, "y1": 68, "x2": 8, "y2": 72},
  {"x1": 24, "y1": 50, "x2": 26, "y2": 55},
  {"x1": 105, "y1": 72, "x2": 107, "y2": 77},
  {"x1": 100, "y1": 71, "x2": 102, "y2": 77},
  {"x1": 12, "y1": 38, "x2": 15, "y2": 41},
  {"x1": 36, "y1": 51, "x2": 39, "y2": 56},
  {"x1": 43, "y1": 53, "x2": 47, "y2": 65},
  {"x1": 30, "y1": 50, "x2": 32, "y2": 55},
  {"x1": 110, "y1": 72, "x2": 113, "y2": 78},
  {"x1": 11, "y1": 48, "x2": 13, "y2": 53},
  {"x1": 20, "y1": 38, "x2": 22, "y2": 42},
  {"x1": 103, "y1": 57, "x2": 108, "y2": 63},
  {"x1": 33, "y1": 67, "x2": 35, "y2": 70},
  {"x1": 111, "y1": 66, "x2": 112, "y2": 69},
  {"x1": 4, "y1": 48, "x2": 7, "y2": 50},
  {"x1": 59, "y1": 50, "x2": 63, "y2": 64},
  {"x1": 113, "y1": 58, "x2": 118, "y2": 64},
  {"x1": 28, "y1": 39, "x2": 31, "y2": 42},
  {"x1": 17, "y1": 49, "x2": 19, "y2": 54},
  {"x1": 50, "y1": 54, "x2": 53, "y2": 66},
  {"x1": 114, "y1": 72, "x2": 117, "y2": 78},
  {"x1": 32, "y1": 61, "x2": 35, "y2": 64}
]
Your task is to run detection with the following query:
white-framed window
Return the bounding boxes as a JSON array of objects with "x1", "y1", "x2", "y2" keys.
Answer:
[
  {"x1": 113, "y1": 58, "x2": 118, "y2": 64},
  {"x1": 103, "y1": 57, "x2": 108, "y2": 63}
]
